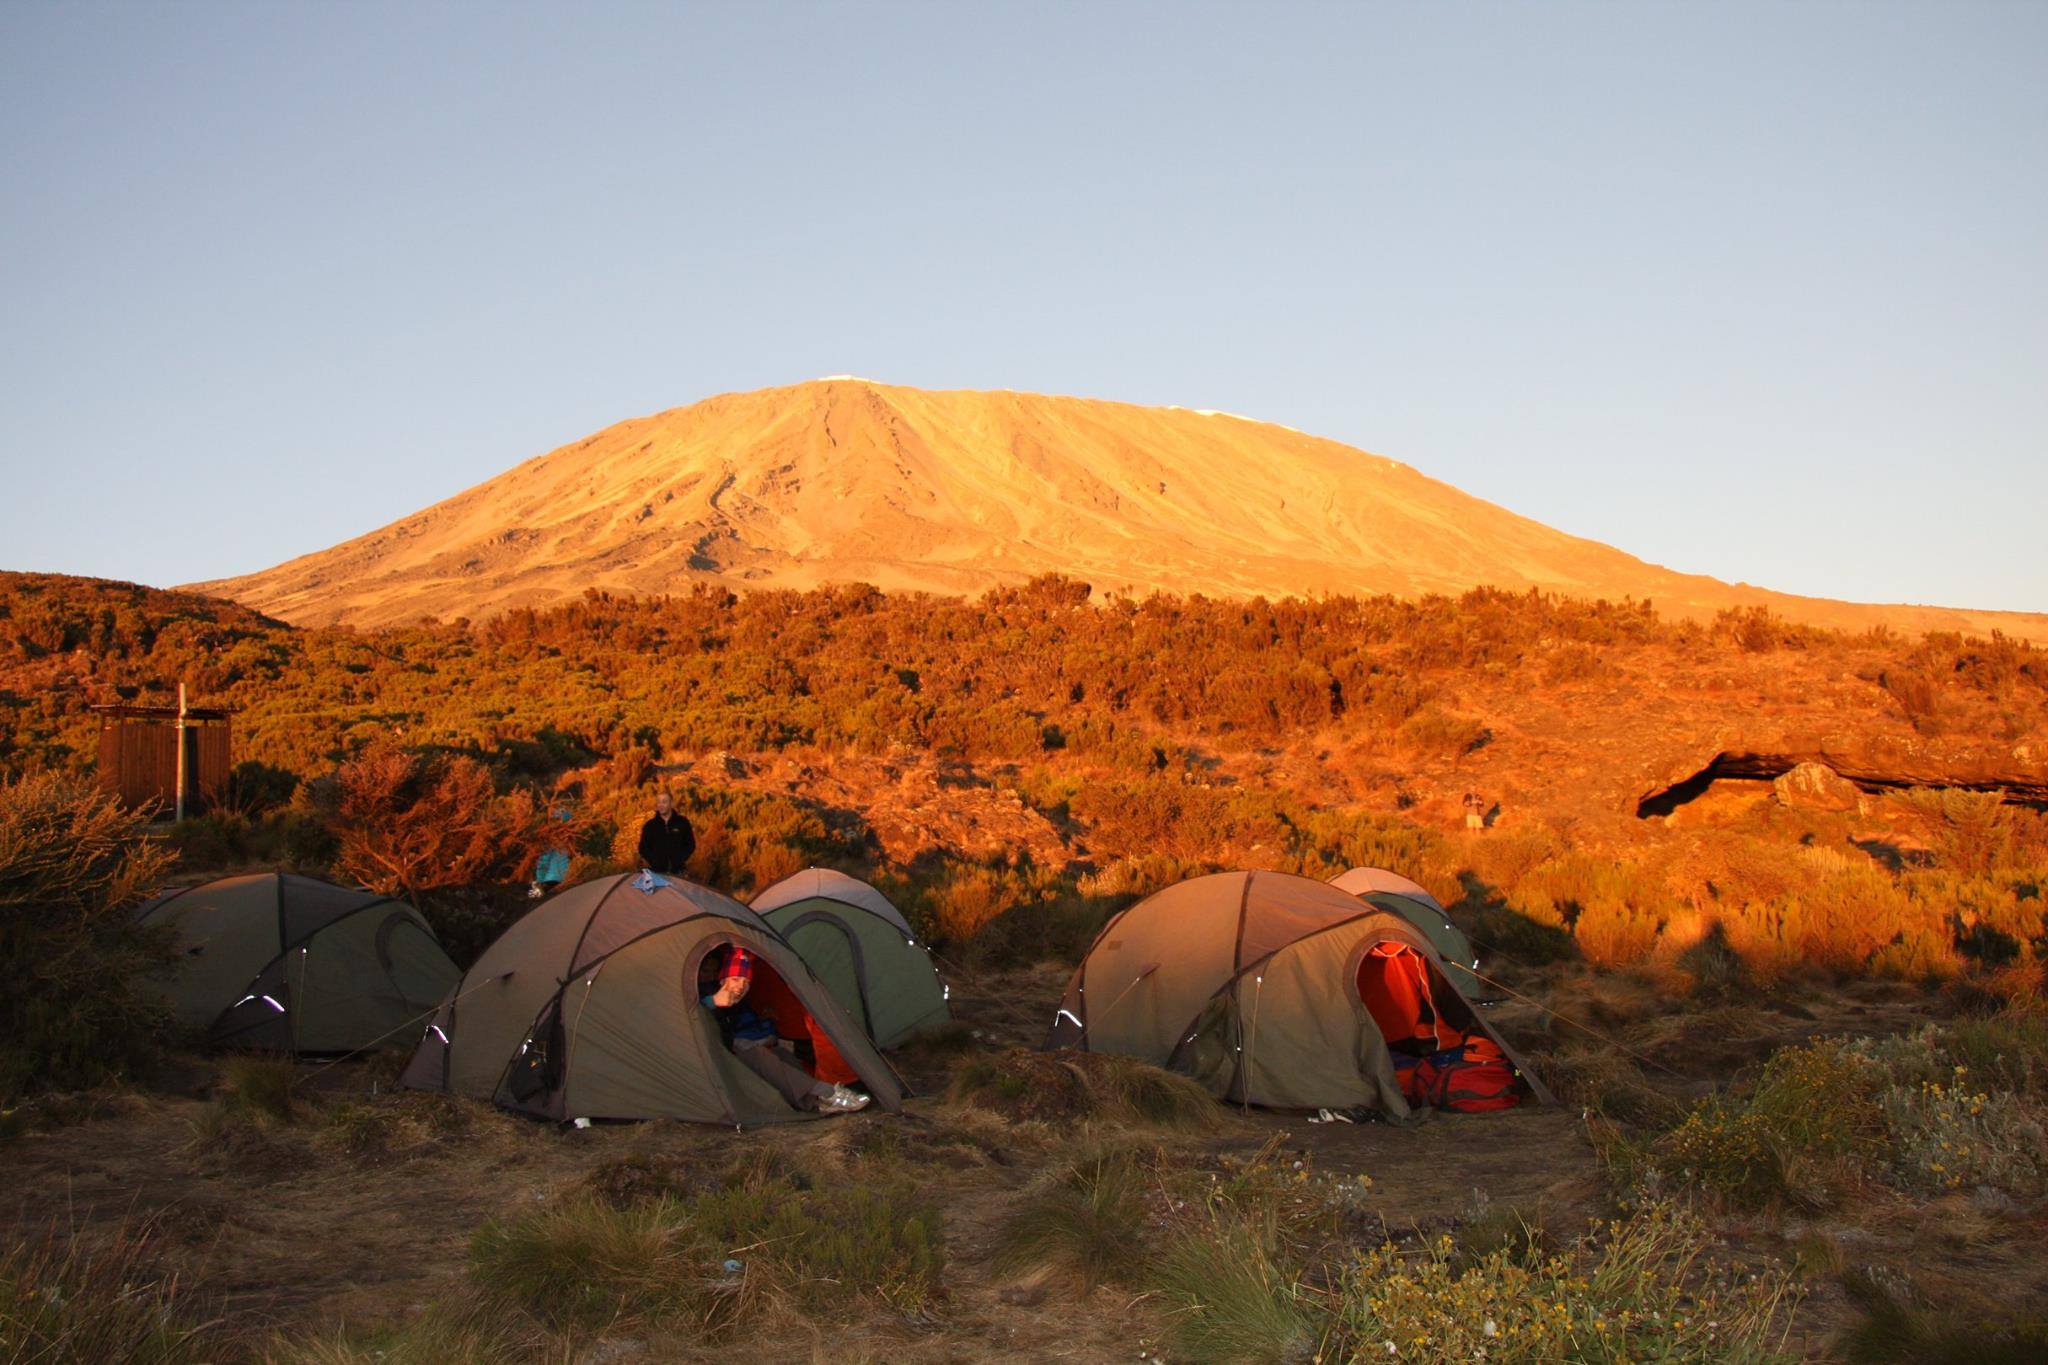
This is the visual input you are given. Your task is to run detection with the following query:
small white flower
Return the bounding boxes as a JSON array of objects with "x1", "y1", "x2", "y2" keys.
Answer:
[
  {"x1": 1482, "y1": 1319, "x2": 1498, "y2": 1337},
  {"x1": 1384, "y1": 1343, "x2": 1398, "y2": 1355}
]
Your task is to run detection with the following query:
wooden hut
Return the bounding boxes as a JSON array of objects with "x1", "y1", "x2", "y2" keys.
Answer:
[{"x1": 92, "y1": 697, "x2": 232, "y2": 815}]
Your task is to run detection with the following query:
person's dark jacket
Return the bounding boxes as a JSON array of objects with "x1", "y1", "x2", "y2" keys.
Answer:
[{"x1": 638, "y1": 811, "x2": 696, "y2": 874}]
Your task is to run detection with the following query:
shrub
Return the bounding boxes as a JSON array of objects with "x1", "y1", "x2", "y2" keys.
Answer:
[
  {"x1": 1332, "y1": 1202, "x2": 1799, "y2": 1362},
  {"x1": 1395, "y1": 707, "x2": 1491, "y2": 758},
  {"x1": 1878, "y1": 1073, "x2": 2045, "y2": 1194},
  {"x1": 1895, "y1": 789, "x2": 2018, "y2": 876},
  {"x1": 327, "y1": 741, "x2": 552, "y2": 898},
  {"x1": 167, "y1": 810, "x2": 252, "y2": 869},
  {"x1": 1630, "y1": 1017, "x2": 2048, "y2": 1212},
  {"x1": 951, "y1": 882, "x2": 1121, "y2": 968},
  {"x1": 1643, "y1": 1039, "x2": 1885, "y2": 1210},
  {"x1": 0, "y1": 773, "x2": 176, "y2": 1100}
]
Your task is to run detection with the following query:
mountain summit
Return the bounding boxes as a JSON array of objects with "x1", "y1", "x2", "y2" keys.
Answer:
[{"x1": 189, "y1": 379, "x2": 2045, "y2": 640}]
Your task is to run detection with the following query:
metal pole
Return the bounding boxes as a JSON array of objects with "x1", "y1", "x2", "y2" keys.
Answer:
[{"x1": 174, "y1": 682, "x2": 188, "y2": 822}]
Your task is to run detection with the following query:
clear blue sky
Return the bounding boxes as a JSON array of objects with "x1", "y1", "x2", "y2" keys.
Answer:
[{"x1": 3, "y1": 2, "x2": 2043, "y2": 612}]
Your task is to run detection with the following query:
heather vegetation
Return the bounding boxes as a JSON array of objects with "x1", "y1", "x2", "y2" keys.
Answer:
[
  {"x1": 3, "y1": 570, "x2": 2043, "y2": 988},
  {"x1": 4, "y1": 571, "x2": 2048, "y2": 1359}
]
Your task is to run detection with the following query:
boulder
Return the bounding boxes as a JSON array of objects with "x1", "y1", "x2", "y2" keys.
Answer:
[{"x1": 1773, "y1": 761, "x2": 1862, "y2": 812}]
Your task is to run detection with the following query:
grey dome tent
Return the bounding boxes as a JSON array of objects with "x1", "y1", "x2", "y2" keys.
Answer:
[
  {"x1": 1327, "y1": 867, "x2": 1486, "y2": 998},
  {"x1": 136, "y1": 873, "x2": 459, "y2": 1053},
  {"x1": 1045, "y1": 870, "x2": 1547, "y2": 1119},
  {"x1": 400, "y1": 873, "x2": 905, "y2": 1125},
  {"x1": 748, "y1": 868, "x2": 949, "y2": 1049}
]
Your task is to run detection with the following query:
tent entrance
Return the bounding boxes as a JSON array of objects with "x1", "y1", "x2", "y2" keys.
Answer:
[{"x1": 1356, "y1": 942, "x2": 1462, "y2": 1056}]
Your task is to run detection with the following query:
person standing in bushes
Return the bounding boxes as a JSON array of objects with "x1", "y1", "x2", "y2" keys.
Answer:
[
  {"x1": 638, "y1": 786, "x2": 696, "y2": 875},
  {"x1": 699, "y1": 944, "x2": 869, "y2": 1113},
  {"x1": 1463, "y1": 791, "x2": 1487, "y2": 832}
]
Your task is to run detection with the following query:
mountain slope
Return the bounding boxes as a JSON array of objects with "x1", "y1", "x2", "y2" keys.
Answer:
[{"x1": 188, "y1": 379, "x2": 2048, "y2": 640}]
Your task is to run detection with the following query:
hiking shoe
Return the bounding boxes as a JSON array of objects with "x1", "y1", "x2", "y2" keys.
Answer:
[{"x1": 816, "y1": 1084, "x2": 871, "y2": 1114}]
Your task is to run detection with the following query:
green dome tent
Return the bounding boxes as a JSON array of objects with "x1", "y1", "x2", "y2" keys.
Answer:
[
  {"x1": 748, "y1": 868, "x2": 950, "y2": 1049},
  {"x1": 136, "y1": 873, "x2": 459, "y2": 1053},
  {"x1": 399, "y1": 874, "x2": 905, "y2": 1125},
  {"x1": 1045, "y1": 870, "x2": 1546, "y2": 1119},
  {"x1": 1326, "y1": 866, "x2": 1487, "y2": 999}
]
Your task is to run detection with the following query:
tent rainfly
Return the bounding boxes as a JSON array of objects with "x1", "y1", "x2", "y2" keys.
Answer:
[
  {"x1": 748, "y1": 867, "x2": 949, "y2": 1048},
  {"x1": 400, "y1": 874, "x2": 905, "y2": 1125},
  {"x1": 1326, "y1": 866, "x2": 1486, "y2": 998},
  {"x1": 1046, "y1": 870, "x2": 1548, "y2": 1119},
  {"x1": 136, "y1": 873, "x2": 459, "y2": 1053}
]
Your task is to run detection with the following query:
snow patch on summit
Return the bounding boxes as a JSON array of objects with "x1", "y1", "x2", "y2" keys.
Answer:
[{"x1": 1166, "y1": 405, "x2": 1305, "y2": 436}]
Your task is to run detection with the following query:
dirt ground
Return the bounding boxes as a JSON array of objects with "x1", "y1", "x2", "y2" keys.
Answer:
[{"x1": 0, "y1": 965, "x2": 2022, "y2": 1362}]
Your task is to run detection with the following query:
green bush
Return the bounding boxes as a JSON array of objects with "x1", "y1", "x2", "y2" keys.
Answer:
[
  {"x1": 1333, "y1": 1202, "x2": 1798, "y2": 1362},
  {"x1": 0, "y1": 774, "x2": 176, "y2": 1100},
  {"x1": 1628, "y1": 1013, "x2": 2048, "y2": 1211},
  {"x1": 1642, "y1": 1039, "x2": 1884, "y2": 1210}
]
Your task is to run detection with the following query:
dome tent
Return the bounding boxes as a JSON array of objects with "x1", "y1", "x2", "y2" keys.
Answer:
[
  {"x1": 399, "y1": 873, "x2": 905, "y2": 1125},
  {"x1": 1326, "y1": 866, "x2": 1436, "y2": 903},
  {"x1": 1327, "y1": 867, "x2": 1486, "y2": 999},
  {"x1": 136, "y1": 873, "x2": 459, "y2": 1053},
  {"x1": 1045, "y1": 870, "x2": 1547, "y2": 1118},
  {"x1": 748, "y1": 867, "x2": 949, "y2": 1049}
]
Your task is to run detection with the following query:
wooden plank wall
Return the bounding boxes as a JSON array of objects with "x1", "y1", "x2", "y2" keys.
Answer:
[{"x1": 96, "y1": 718, "x2": 232, "y2": 813}]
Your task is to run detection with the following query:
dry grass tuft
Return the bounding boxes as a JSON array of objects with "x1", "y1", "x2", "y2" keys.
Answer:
[
  {"x1": 257, "y1": 1295, "x2": 566, "y2": 1364},
  {"x1": 0, "y1": 1221, "x2": 216, "y2": 1363},
  {"x1": 468, "y1": 1175, "x2": 946, "y2": 1338},
  {"x1": 994, "y1": 1146, "x2": 1155, "y2": 1288},
  {"x1": 948, "y1": 1049, "x2": 1220, "y2": 1130}
]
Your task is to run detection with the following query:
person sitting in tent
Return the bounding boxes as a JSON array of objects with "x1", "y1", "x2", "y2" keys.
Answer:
[
  {"x1": 700, "y1": 944, "x2": 868, "y2": 1114},
  {"x1": 639, "y1": 787, "x2": 696, "y2": 875}
]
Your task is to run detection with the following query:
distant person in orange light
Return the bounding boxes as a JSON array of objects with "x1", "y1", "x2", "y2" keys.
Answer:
[
  {"x1": 1464, "y1": 791, "x2": 1487, "y2": 832},
  {"x1": 638, "y1": 786, "x2": 695, "y2": 874}
]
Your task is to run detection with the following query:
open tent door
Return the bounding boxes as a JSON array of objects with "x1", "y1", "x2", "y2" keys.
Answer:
[{"x1": 1356, "y1": 943, "x2": 1462, "y2": 1056}]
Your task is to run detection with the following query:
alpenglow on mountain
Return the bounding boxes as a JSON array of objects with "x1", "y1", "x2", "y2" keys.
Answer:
[{"x1": 189, "y1": 379, "x2": 2048, "y2": 641}]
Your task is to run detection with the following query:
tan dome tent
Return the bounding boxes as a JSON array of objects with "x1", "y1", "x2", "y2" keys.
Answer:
[
  {"x1": 1327, "y1": 867, "x2": 1486, "y2": 998},
  {"x1": 1327, "y1": 866, "x2": 1435, "y2": 903},
  {"x1": 748, "y1": 868, "x2": 949, "y2": 1049},
  {"x1": 400, "y1": 874, "x2": 905, "y2": 1125},
  {"x1": 1045, "y1": 871, "x2": 1548, "y2": 1118},
  {"x1": 136, "y1": 873, "x2": 459, "y2": 1053}
]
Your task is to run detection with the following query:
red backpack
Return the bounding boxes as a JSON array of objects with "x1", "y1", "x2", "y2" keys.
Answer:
[
  {"x1": 1420, "y1": 1037, "x2": 1522, "y2": 1113},
  {"x1": 1391, "y1": 1051, "x2": 1432, "y2": 1105}
]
